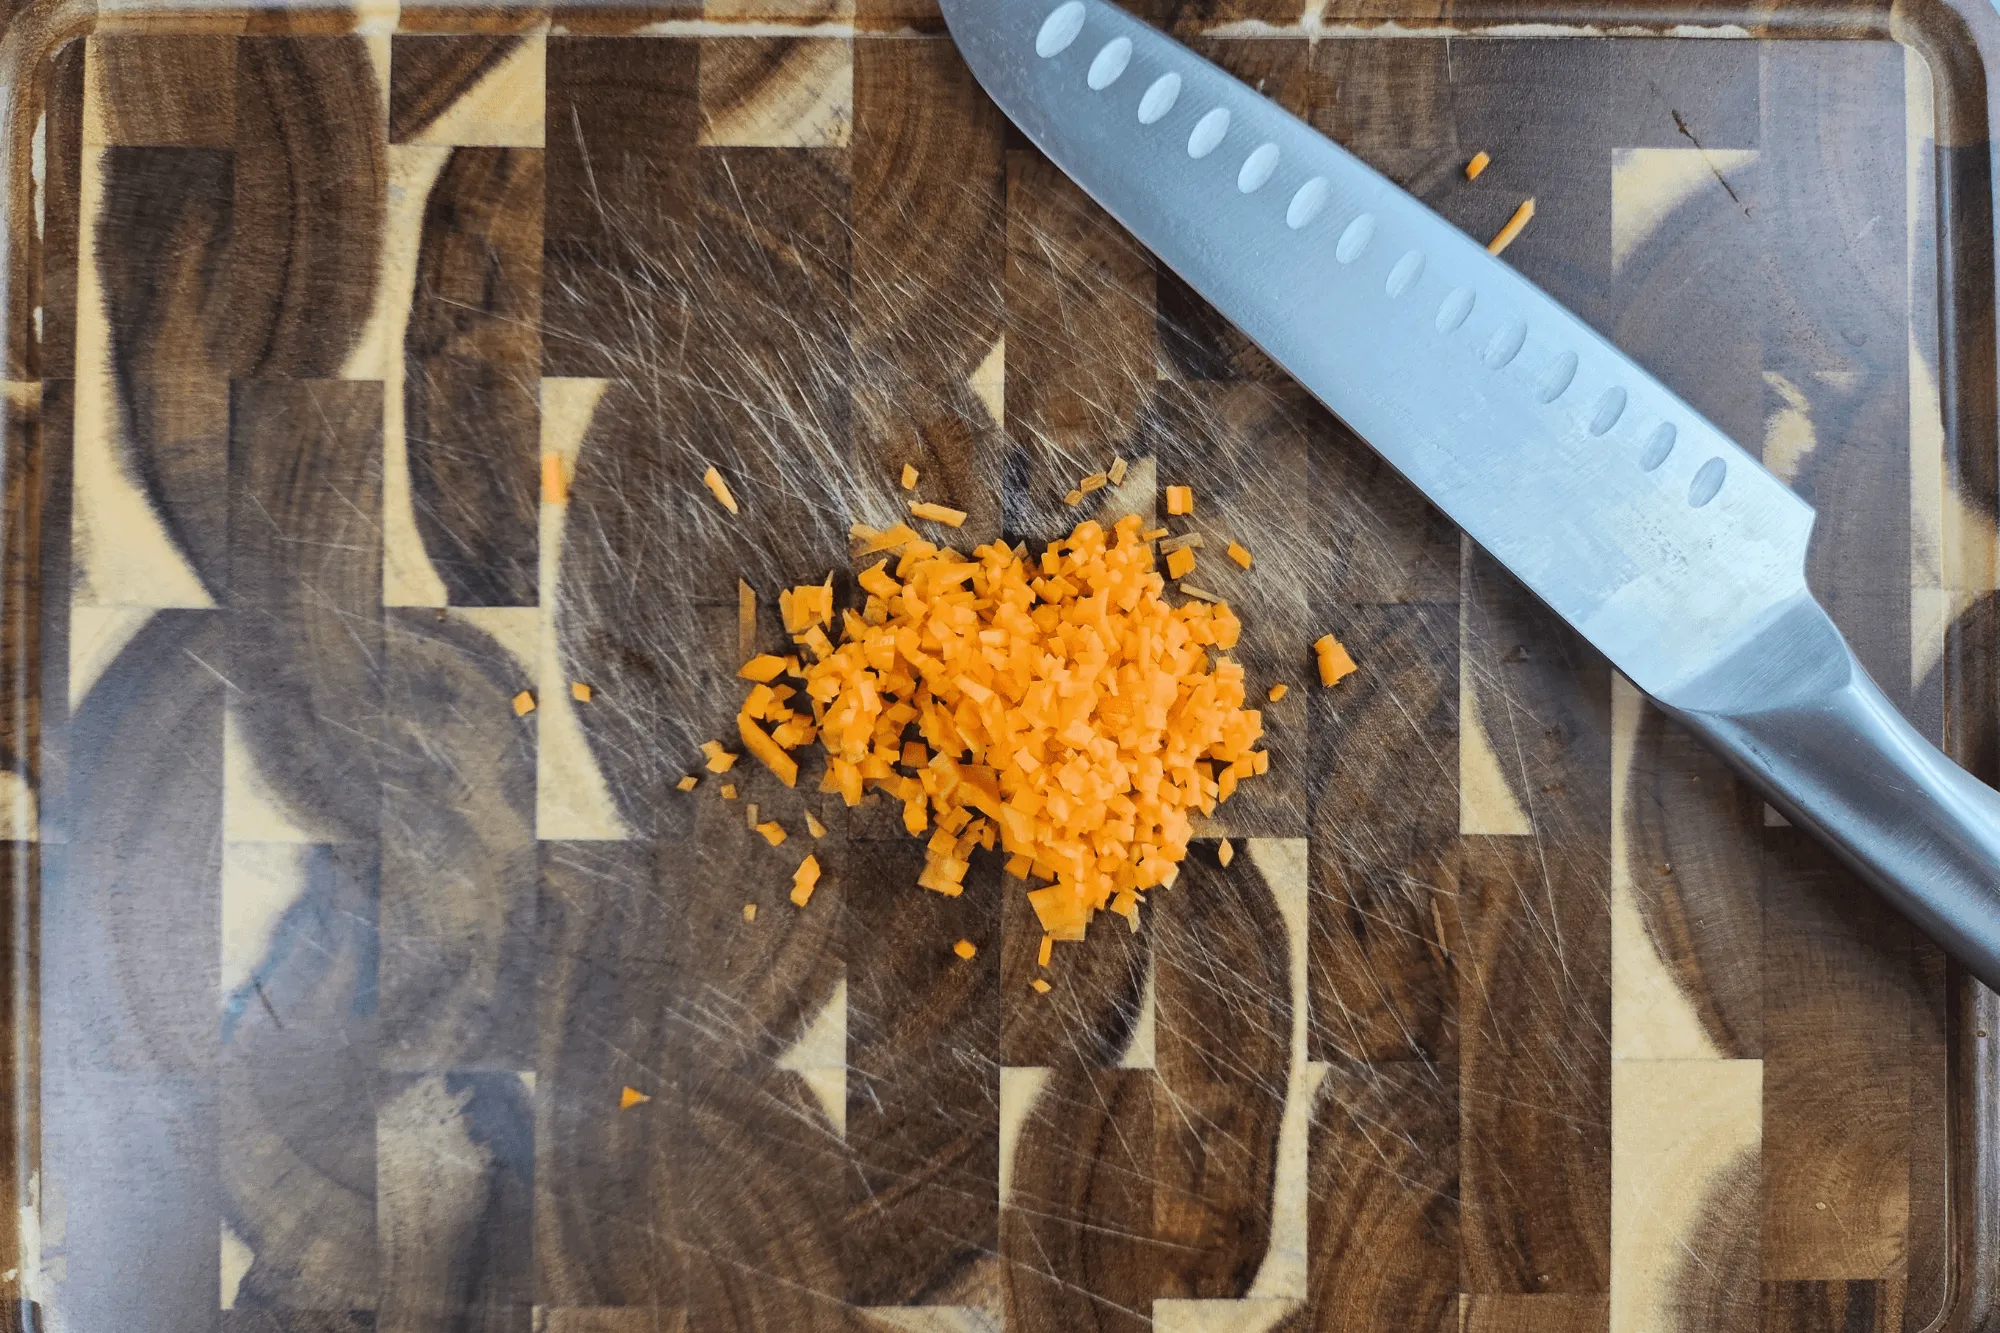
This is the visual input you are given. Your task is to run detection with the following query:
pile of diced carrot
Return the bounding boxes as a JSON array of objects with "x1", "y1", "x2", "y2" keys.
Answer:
[{"x1": 734, "y1": 513, "x2": 1266, "y2": 939}]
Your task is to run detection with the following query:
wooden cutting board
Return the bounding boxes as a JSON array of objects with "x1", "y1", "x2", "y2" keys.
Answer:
[{"x1": 8, "y1": 2, "x2": 2000, "y2": 1330}]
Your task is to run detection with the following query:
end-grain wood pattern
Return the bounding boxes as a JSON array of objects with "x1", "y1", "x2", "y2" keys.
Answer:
[{"x1": 9, "y1": 12, "x2": 1998, "y2": 1333}]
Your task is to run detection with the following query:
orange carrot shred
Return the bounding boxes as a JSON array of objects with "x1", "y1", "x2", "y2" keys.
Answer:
[
  {"x1": 513, "y1": 690, "x2": 536, "y2": 716},
  {"x1": 1166, "y1": 546, "x2": 1196, "y2": 580},
  {"x1": 620, "y1": 1086, "x2": 651, "y2": 1109},
  {"x1": 701, "y1": 741, "x2": 739, "y2": 773},
  {"x1": 791, "y1": 854, "x2": 821, "y2": 906},
  {"x1": 740, "y1": 654, "x2": 787, "y2": 682},
  {"x1": 952, "y1": 939, "x2": 977, "y2": 960},
  {"x1": 805, "y1": 811, "x2": 828, "y2": 838},
  {"x1": 1166, "y1": 485, "x2": 1193, "y2": 515},
  {"x1": 571, "y1": 681, "x2": 593, "y2": 702},
  {"x1": 756, "y1": 820, "x2": 787, "y2": 846},
  {"x1": 702, "y1": 465, "x2": 740, "y2": 514},
  {"x1": 1226, "y1": 542, "x2": 1253, "y2": 569},
  {"x1": 743, "y1": 903, "x2": 758, "y2": 922},
  {"x1": 738, "y1": 715, "x2": 800, "y2": 787},
  {"x1": 902, "y1": 463, "x2": 920, "y2": 491},
  {"x1": 1466, "y1": 150, "x2": 1492, "y2": 180},
  {"x1": 541, "y1": 451, "x2": 568, "y2": 505},
  {"x1": 1488, "y1": 198, "x2": 1536, "y2": 256},
  {"x1": 909, "y1": 501, "x2": 968, "y2": 527},
  {"x1": 677, "y1": 775, "x2": 699, "y2": 792},
  {"x1": 1031, "y1": 978, "x2": 1052, "y2": 994},
  {"x1": 1268, "y1": 683, "x2": 1288, "y2": 702},
  {"x1": 1218, "y1": 839, "x2": 1235, "y2": 867},
  {"x1": 721, "y1": 783, "x2": 738, "y2": 800},
  {"x1": 1038, "y1": 933, "x2": 1053, "y2": 968}
]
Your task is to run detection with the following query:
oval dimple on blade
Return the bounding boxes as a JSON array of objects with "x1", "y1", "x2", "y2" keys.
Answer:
[{"x1": 938, "y1": 0, "x2": 1814, "y2": 697}]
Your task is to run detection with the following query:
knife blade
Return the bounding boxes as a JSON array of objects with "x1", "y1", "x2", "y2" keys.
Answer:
[{"x1": 943, "y1": 0, "x2": 2000, "y2": 991}]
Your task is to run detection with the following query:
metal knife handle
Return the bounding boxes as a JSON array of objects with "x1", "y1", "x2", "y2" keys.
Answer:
[{"x1": 1666, "y1": 595, "x2": 2000, "y2": 991}]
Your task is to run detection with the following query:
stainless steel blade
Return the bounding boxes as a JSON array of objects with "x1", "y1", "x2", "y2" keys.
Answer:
[
  {"x1": 944, "y1": 0, "x2": 2000, "y2": 993},
  {"x1": 943, "y1": 0, "x2": 1812, "y2": 704}
]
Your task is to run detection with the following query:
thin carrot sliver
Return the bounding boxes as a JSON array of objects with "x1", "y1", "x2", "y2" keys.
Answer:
[
  {"x1": 1487, "y1": 198, "x2": 1535, "y2": 256},
  {"x1": 702, "y1": 465, "x2": 740, "y2": 514},
  {"x1": 739, "y1": 714, "x2": 800, "y2": 787},
  {"x1": 910, "y1": 501, "x2": 968, "y2": 527},
  {"x1": 1465, "y1": 150, "x2": 1491, "y2": 180}
]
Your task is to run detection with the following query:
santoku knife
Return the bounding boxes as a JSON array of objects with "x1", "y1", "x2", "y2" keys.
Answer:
[{"x1": 942, "y1": 0, "x2": 2000, "y2": 991}]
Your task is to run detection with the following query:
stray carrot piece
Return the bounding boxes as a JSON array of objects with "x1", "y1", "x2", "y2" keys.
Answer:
[
  {"x1": 571, "y1": 681, "x2": 593, "y2": 703},
  {"x1": 513, "y1": 690, "x2": 536, "y2": 716},
  {"x1": 739, "y1": 654, "x2": 787, "y2": 683},
  {"x1": 1165, "y1": 546, "x2": 1196, "y2": 580},
  {"x1": 620, "y1": 1086, "x2": 651, "y2": 1110},
  {"x1": 739, "y1": 579, "x2": 757, "y2": 660},
  {"x1": 1487, "y1": 198, "x2": 1536, "y2": 256},
  {"x1": 1062, "y1": 490, "x2": 1084, "y2": 507},
  {"x1": 721, "y1": 783, "x2": 738, "y2": 800},
  {"x1": 952, "y1": 939, "x2": 978, "y2": 960},
  {"x1": 677, "y1": 775, "x2": 699, "y2": 792},
  {"x1": 902, "y1": 463, "x2": 920, "y2": 491},
  {"x1": 1038, "y1": 933, "x2": 1053, "y2": 968},
  {"x1": 743, "y1": 903, "x2": 758, "y2": 922},
  {"x1": 1159, "y1": 532, "x2": 1202, "y2": 553},
  {"x1": 791, "y1": 854, "x2": 822, "y2": 907},
  {"x1": 1315, "y1": 633, "x2": 1359, "y2": 687},
  {"x1": 1141, "y1": 527, "x2": 1168, "y2": 542},
  {"x1": 1005, "y1": 853, "x2": 1032, "y2": 879},
  {"x1": 1166, "y1": 485, "x2": 1194, "y2": 516},
  {"x1": 1226, "y1": 542, "x2": 1253, "y2": 570},
  {"x1": 1465, "y1": 150, "x2": 1492, "y2": 180},
  {"x1": 1268, "y1": 683, "x2": 1288, "y2": 702},
  {"x1": 1108, "y1": 457, "x2": 1129, "y2": 484},
  {"x1": 1080, "y1": 472, "x2": 1108, "y2": 493},
  {"x1": 910, "y1": 501, "x2": 968, "y2": 527},
  {"x1": 756, "y1": 820, "x2": 787, "y2": 847},
  {"x1": 738, "y1": 714, "x2": 800, "y2": 787},
  {"x1": 1218, "y1": 839, "x2": 1235, "y2": 867},
  {"x1": 541, "y1": 451, "x2": 567, "y2": 505},
  {"x1": 701, "y1": 740, "x2": 739, "y2": 773},
  {"x1": 1031, "y1": 978, "x2": 1052, "y2": 994},
  {"x1": 805, "y1": 811, "x2": 828, "y2": 838},
  {"x1": 702, "y1": 465, "x2": 740, "y2": 514},
  {"x1": 1252, "y1": 750, "x2": 1270, "y2": 775}
]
